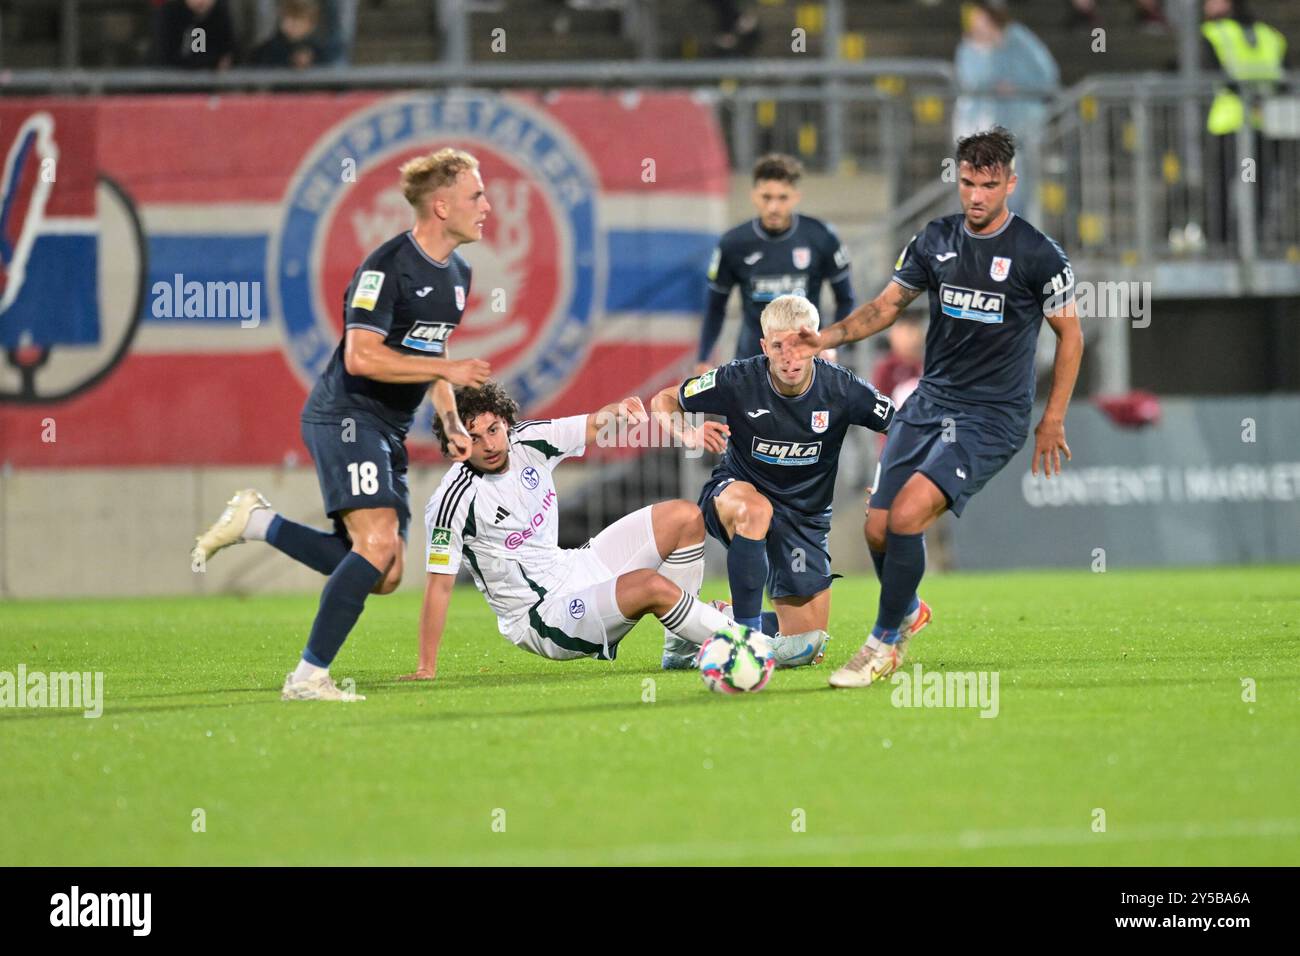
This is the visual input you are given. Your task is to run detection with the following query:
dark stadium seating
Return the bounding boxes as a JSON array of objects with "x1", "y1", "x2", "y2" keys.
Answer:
[{"x1": 5, "y1": 0, "x2": 1299, "y2": 76}]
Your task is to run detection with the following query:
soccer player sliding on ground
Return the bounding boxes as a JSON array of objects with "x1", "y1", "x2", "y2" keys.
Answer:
[
  {"x1": 190, "y1": 149, "x2": 491, "y2": 701},
  {"x1": 652, "y1": 294, "x2": 896, "y2": 671},
  {"x1": 402, "y1": 382, "x2": 750, "y2": 677},
  {"x1": 792, "y1": 126, "x2": 1084, "y2": 688}
]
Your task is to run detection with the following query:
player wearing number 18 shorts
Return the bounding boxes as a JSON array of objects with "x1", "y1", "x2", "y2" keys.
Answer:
[{"x1": 190, "y1": 149, "x2": 491, "y2": 701}]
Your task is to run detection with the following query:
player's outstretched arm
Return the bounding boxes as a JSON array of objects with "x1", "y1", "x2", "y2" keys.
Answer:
[
  {"x1": 1032, "y1": 303, "x2": 1084, "y2": 479},
  {"x1": 344, "y1": 328, "x2": 490, "y2": 387},
  {"x1": 400, "y1": 571, "x2": 457, "y2": 681},
  {"x1": 584, "y1": 395, "x2": 649, "y2": 446},
  {"x1": 794, "y1": 281, "x2": 922, "y2": 357},
  {"x1": 431, "y1": 378, "x2": 472, "y2": 462},
  {"x1": 649, "y1": 384, "x2": 730, "y2": 453}
]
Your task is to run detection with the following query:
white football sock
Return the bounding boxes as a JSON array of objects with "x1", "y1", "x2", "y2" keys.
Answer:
[
  {"x1": 291, "y1": 659, "x2": 328, "y2": 683},
  {"x1": 658, "y1": 542, "x2": 705, "y2": 640},
  {"x1": 243, "y1": 507, "x2": 276, "y2": 541},
  {"x1": 656, "y1": 591, "x2": 731, "y2": 646}
]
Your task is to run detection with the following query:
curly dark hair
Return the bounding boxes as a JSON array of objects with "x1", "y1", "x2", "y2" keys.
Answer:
[
  {"x1": 752, "y1": 153, "x2": 803, "y2": 186},
  {"x1": 432, "y1": 381, "x2": 519, "y2": 456},
  {"x1": 956, "y1": 126, "x2": 1017, "y2": 174}
]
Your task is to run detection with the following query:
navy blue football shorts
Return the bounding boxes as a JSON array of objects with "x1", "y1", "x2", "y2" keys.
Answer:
[
  {"x1": 699, "y1": 470, "x2": 834, "y2": 600},
  {"x1": 301, "y1": 418, "x2": 411, "y2": 539},
  {"x1": 869, "y1": 392, "x2": 1025, "y2": 518}
]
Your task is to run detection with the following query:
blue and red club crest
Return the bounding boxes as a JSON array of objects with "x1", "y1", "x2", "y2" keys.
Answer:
[
  {"x1": 271, "y1": 92, "x2": 604, "y2": 443},
  {"x1": 0, "y1": 106, "x2": 144, "y2": 404},
  {"x1": 811, "y1": 409, "x2": 829, "y2": 433}
]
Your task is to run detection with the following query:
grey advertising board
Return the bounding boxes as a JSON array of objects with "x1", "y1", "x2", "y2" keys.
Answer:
[{"x1": 950, "y1": 396, "x2": 1300, "y2": 570}]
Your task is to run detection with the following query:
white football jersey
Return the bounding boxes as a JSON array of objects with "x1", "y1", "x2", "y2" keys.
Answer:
[{"x1": 424, "y1": 415, "x2": 599, "y2": 636}]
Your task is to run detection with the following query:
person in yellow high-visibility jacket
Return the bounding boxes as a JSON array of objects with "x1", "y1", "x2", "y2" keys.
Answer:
[{"x1": 1201, "y1": 0, "x2": 1289, "y2": 245}]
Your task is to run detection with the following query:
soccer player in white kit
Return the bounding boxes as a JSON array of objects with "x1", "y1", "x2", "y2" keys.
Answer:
[{"x1": 402, "y1": 382, "x2": 745, "y2": 678}]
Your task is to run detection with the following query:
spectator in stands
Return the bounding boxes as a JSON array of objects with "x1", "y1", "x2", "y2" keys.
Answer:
[
  {"x1": 869, "y1": 314, "x2": 925, "y2": 448},
  {"x1": 953, "y1": 1, "x2": 1059, "y2": 223},
  {"x1": 709, "y1": 1, "x2": 760, "y2": 56},
  {"x1": 154, "y1": 0, "x2": 237, "y2": 70},
  {"x1": 251, "y1": 0, "x2": 328, "y2": 68},
  {"x1": 1201, "y1": 0, "x2": 1290, "y2": 246},
  {"x1": 318, "y1": 0, "x2": 357, "y2": 64},
  {"x1": 1066, "y1": 0, "x2": 1169, "y2": 33}
]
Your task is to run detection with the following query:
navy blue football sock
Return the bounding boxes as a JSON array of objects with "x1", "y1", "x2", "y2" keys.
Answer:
[
  {"x1": 727, "y1": 533, "x2": 768, "y2": 632},
  {"x1": 301, "y1": 552, "x2": 384, "y2": 668},
  {"x1": 266, "y1": 515, "x2": 350, "y2": 576},
  {"x1": 874, "y1": 531, "x2": 926, "y2": 639},
  {"x1": 869, "y1": 548, "x2": 886, "y2": 581},
  {"x1": 760, "y1": 610, "x2": 779, "y2": 635}
]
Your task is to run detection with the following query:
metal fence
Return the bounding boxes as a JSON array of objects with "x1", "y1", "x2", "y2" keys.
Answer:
[{"x1": 841, "y1": 73, "x2": 1300, "y2": 288}]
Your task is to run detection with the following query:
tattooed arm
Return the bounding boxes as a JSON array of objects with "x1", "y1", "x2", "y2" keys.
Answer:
[{"x1": 794, "y1": 281, "x2": 923, "y2": 357}]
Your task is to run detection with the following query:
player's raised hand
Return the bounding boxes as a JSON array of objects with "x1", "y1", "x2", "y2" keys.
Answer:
[
  {"x1": 687, "y1": 420, "x2": 730, "y2": 454},
  {"x1": 792, "y1": 326, "x2": 823, "y2": 360},
  {"x1": 444, "y1": 358, "x2": 491, "y2": 388},
  {"x1": 444, "y1": 420, "x2": 472, "y2": 462},
  {"x1": 617, "y1": 395, "x2": 649, "y2": 425},
  {"x1": 1031, "y1": 416, "x2": 1071, "y2": 478}
]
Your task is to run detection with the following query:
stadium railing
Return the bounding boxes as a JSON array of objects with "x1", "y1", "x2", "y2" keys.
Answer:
[{"x1": 850, "y1": 71, "x2": 1300, "y2": 396}]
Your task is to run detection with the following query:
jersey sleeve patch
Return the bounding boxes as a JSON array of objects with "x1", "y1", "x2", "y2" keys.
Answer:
[
  {"x1": 894, "y1": 235, "x2": 913, "y2": 271},
  {"x1": 833, "y1": 242, "x2": 851, "y2": 271},
  {"x1": 426, "y1": 526, "x2": 453, "y2": 568},
  {"x1": 350, "y1": 271, "x2": 385, "y2": 311},
  {"x1": 683, "y1": 369, "x2": 717, "y2": 397}
]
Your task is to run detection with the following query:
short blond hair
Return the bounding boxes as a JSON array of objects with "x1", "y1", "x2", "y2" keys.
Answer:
[
  {"x1": 760, "y1": 294, "x2": 820, "y2": 338},
  {"x1": 399, "y1": 148, "x2": 480, "y2": 213}
]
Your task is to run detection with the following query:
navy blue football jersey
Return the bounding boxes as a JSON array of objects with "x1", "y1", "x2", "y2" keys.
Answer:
[
  {"x1": 891, "y1": 212, "x2": 1073, "y2": 427},
  {"x1": 302, "y1": 231, "x2": 471, "y2": 435},
  {"x1": 678, "y1": 356, "x2": 894, "y2": 518},
  {"x1": 707, "y1": 214, "x2": 852, "y2": 359}
]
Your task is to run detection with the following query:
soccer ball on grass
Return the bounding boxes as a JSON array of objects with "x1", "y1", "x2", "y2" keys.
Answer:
[{"x1": 698, "y1": 626, "x2": 775, "y2": 694}]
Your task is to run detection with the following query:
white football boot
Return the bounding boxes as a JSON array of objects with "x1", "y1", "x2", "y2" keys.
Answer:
[
  {"x1": 281, "y1": 672, "x2": 365, "y2": 702},
  {"x1": 828, "y1": 601, "x2": 931, "y2": 689},
  {"x1": 827, "y1": 639, "x2": 904, "y2": 688},
  {"x1": 770, "y1": 629, "x2": 830, "y2": 669},
  {"x1": 191, "y1": 488, "x2": 270, "y2": 567},
  {"x1": 709, "y1": 599, "x2": 736, "y2": 620},
  {"x1": 895, "y1": 599, "x2": 933, "y2": 656},
  {"x1": 713, "y1": 599, "x2": 827, "y2": 668}
]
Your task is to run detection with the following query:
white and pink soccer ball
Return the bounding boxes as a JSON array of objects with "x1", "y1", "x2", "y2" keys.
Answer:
[{"x1": 698, "y1": 625, "x2": 775, "y2": 694}]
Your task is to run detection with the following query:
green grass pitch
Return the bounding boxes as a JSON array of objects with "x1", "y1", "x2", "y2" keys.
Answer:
[{"x1": 2, "y1": 566, "x2": 1297, "y2": 866}]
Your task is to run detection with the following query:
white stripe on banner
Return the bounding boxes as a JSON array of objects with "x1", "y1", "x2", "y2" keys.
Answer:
[
  {"x1": 131, "y1": 320, "x2": 282, "y2": 354},
  {"x1": 141, "y1": 203, "x2": 281, "y2": 235},
  {"x1": 595, "y1": 314, "x2": 698, "y2": 342},
  {"x1": 600, "y1": 193, "x2": 727, "y2": 233},
  {"x1": 137, "y1": 193, "x2": 723, "y2": 236},
  {"x1": 133, "y1": 311, "x2": 695, "y2": 354},
  {"x1": 39, "y1": 216, "x2": 99, "y2": 234}
]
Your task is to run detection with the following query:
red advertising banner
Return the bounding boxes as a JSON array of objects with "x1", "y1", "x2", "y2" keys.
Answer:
[{"x1": 0, "y1": 91, "x2": 729, "y2": 465}]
